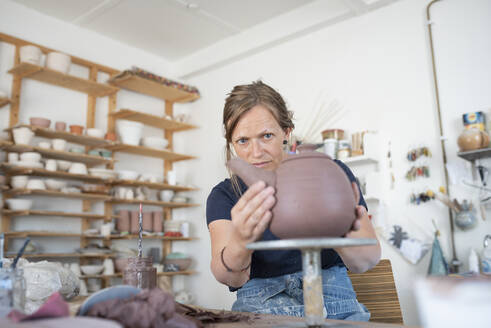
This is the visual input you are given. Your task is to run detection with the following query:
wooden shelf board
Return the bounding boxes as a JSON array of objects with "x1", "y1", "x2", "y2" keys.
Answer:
[
  {"x1": 0, "y1": 140, "x2": 113, "y2": 167},
  {"x1": 3, "y1": 188, "x2": 110, "y2": 200},
  {"x1": 342, "y1": 155, "x2": 378, "y2": 165},
  {"x1": 109, "y1": 75, "x2": 199, "y2": 103},
  {"x1": 80, "y1": 271, "x2": 196, "y2": 279},
  {"x1": 108, "y1": 198, "x2": 199, "y2": 208},
  {"x1": 5, "y1": 231, "x2": 82, "y2": 238},
  {"x1": 5, "y1": 253, "x2": 114, "y2": 258},
  {"x1": 8, "y1": 62, "x2": 119, "y2": 97},
  {"x1": 107, "y1": 143, "x2": 195, "y2": 161},
  {"x1": 1, "y1": 209, "x2": 106, "y2": 219},
  {"x1": 9, "y1": 125, "x2": 115, "y2": 147},
  {"x1": 110, "y1": 109, "x2": 197, "y2": 131},
  {"x1": 111, "y1": 179, "x2": 197, "y2": 192},
  {"x1": 109, "y1": 235, "x2": 194, "y2": 241},
  {"x1": 0, "y1": 97, "x2": 11, "y2": 108},
  {"x1": 457, "y1": 147, "x2": 491, "y2": 162},
  {"x1": 0, "y1": 163, "x2": 107, "y2": 182}
]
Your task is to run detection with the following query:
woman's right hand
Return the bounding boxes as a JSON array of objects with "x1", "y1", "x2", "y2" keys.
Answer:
[{"x1": 230, "y1": 180, "x2": 276, "y2": 247}]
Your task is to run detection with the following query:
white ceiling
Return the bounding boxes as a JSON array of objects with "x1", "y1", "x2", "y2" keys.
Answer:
[{"x1": 13, "y1": 0, "x2": 401, "y2": 78}]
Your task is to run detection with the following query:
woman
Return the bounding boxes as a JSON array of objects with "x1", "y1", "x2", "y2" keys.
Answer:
[{"x1": 206, "y1": 81, "x2": 381, "y2": 321}]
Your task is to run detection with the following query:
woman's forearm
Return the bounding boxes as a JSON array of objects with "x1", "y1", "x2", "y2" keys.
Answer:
[{"x1": 211, "y1": 239, "x2": 253, "y2": 288}]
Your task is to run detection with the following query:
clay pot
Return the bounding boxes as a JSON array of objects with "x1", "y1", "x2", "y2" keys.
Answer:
[
  {"x1": 114, "y1": 257, "x2": 128, "y2": 273},
  {"x1": 227, "y1": 144, "x2": 357, "y2": 239},
  {"x1": 55, "y1": 121, "x2": 66, "y2": 131},
  {"x1": 117, "y1": 210, "x2": 130, "y2": 233},
  {"x1": 130, "y1": 211, "x2": 139, "y2": 234},
  {"x1": 142, "y1": 212, "x2": 153, "y2": 232},
  {"x1": 104, "y1": 132, "x2": 117, "y2": 141},
  {"x1": 30, "y1": 117, "x2": 51, "y2": 128},
  {"x1": 457, "y1": 129, "x2": 490, "y2": 152},
  {"x1": 69, "y1": 125, "x2": 84, "y2": 135},
  {"x1": 153, "y1": 211, "x2": 163, "y2": 233}
]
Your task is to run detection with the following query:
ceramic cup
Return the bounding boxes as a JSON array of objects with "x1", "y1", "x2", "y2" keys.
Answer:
[
  {"x1": 45, "y1": 159, "x2": 57, "y2": 171},
  {"x1": 8, "y1": 153, "x2": 19, "y2": 163},
  {"x1": 55, "y1": 121, "x2": 66, "y2": 131},
  {"x1": 52, "y1": 139, "x2": 67, "y2": 151},
  {"x1": 100, "y1": 223, "x2": 112, "y2": 237},
  {"x1": 103, "y1": 258, "x2": 115, "y2": 275},
  {"x1": 19, "y1": 45, "x2": 42, "y2": 65},
  {"x1": 12, "y1": 127, "x2": 34, "y2": 145}
]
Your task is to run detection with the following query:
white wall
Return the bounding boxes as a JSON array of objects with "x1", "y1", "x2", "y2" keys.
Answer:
[{"x1": 181, "y1": 0, "x2": 491, "y2": 326}]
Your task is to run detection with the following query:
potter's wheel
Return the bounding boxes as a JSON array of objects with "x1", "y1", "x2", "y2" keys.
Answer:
[{"x1": 247, "y1": 238, "x2": 377, "y2": 328}]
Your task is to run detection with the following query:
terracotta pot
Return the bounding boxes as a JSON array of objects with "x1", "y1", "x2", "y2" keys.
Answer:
[
  {"x1": 142, "y1": 212, "x2": 153, "y2": 232},
  {"x1": 55, "y1": 121, "x2": 66, "y2": 131},
  {"x1": 130, "y1": 211, "x2": 139, "y2": 234},
  {"x1": 227, "y1": 144, "x2": 357, "y2": 239},
  {"x1": 153, "y1": 211, "x2": 163, "y2": 233},
  {"x1": 457, "y1": 129, "x2": 490, "y2": 151},
  {"x1": 105, "y1": 132, "x2": 117, "y2": 141},
  {"x1": 30, "y1": 117, "x2": 51, "y2": 128},
  {"x1": 69, "y1": 125, "x2": 84, "y2": 135},
  {"x1": 116, "y1": 210, "x2": 130, "y2": 233}
]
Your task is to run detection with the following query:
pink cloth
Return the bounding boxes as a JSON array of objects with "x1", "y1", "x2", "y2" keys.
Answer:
[{"x1": 8, "y1": 292, "x2": 69, "y2": 322}]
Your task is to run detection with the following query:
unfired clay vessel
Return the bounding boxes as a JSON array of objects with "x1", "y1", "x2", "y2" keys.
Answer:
[
  {"x1": 227, "y1": 144, "x2": 357, "y2": 239},
  {"x1": 457, "y1": 129, "x2": 490, "y2": 151}
]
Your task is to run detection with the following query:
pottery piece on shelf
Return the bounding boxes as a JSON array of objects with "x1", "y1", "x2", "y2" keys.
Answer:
[
  {"x1": 52, "y1": 138, "x2": 67, "y2": 151},
  {"x1": 86, "y1": 128, "x2": 104, "y2": 139},
  {"x1": 57, "y1": 160, "x2": 71, "y2": 171},
  {"x1": 45, "y1": 179, "x2": 67, "y2": 191},
  {"x1": 105, "y1": 132, "x2": 117, "y2": 142},
  {"x1": 38, "y1": 141, "x2": 51, "y2": 149},
  {"x1": 116, "y1": 120, "x2": 143, "y2": 146},
  {"x1": 227, "y1": 144, "x2": 357, "y2": 239},
  {"x1": 19, "y1": 45, "x2": 42, "y2": 65},
  {"x1": 10, "y1": 175, "x2": 28, "y2": 189},
  {"x1": 12, "y1": 127, "x2": 34, "y2": 145},
  {"x1": 55, "y1": 121, "x2": 66, "y2": 131},
  {"x1": 118, "y1": 170, "x2": 139, "y2": 181},
  {"x1": 152, "y1": 211, "x2": 163, "y2": 233},
  {"x1": 5, "y1": 199, "x2": 33, "y2": 210},
  {"x1": 141, "y1": 137, "x2": 168, "y2": 149},
  {"x1": 142, "y1": 212, "x2": 153, "y2": 232},
  {"x1": 116, "y1": 210, "x2": 130, "y2": 233},
  {"x1": 69, "y1": 146, "x2": 85, "y2": 153},
  {"x1": 45, "y1": 159, "x2": 57, "y2": 171},
  {"x1": 20, "y1": 152, "x2": 41, "y2": 163},
  {"x1": 69, "y1": 162, "x2": 88, "y2": 175},
  {"x1": 46, "y1": 52, "x2": 71, "y2": 74},
  {"x1": 8, "y1": 153, "x2": 19, "y2": 163},
  {"x1": 457, "y1": 129, "x2": 490, "y2": 152},
  {"x1": 30, "y1": 117, "x2": 51, "y2": 128},
  {"x1": 26, "y1": 179, "x2": 46, "y2": 190},
  {"x1": 69, "y1": 125, "x2": 84, "y2": 135},
  {"x1": 159, "y1": 190, "x2": 174, "y2": 202},
  {"x1": 81, "y1": 265, "x2": 104, "y2": 275},
  {"x1": 130, "y1": 211, "x2": 139, "y2": 234}
]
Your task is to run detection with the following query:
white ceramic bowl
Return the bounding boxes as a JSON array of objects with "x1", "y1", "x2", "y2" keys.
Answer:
[
  {"x1": 11, "y1": 175, "x2": 29, "y2": 189},
  {"x1": 86, "y1": 128, "x2": 104, "y2": 139},
  {"x1": 19, "y1": 45, "x2": 42, "y2": 65},
  {"x1": 20, "y1": 152, "x2": 41, "y2": 163},
  {"x1": 6, "y1": 199, "x2": 33, "y2": 211},
  {"x1": 88, "y1": 168, "x2": 117, "y2": 180},
  {"x1": 38, "y1": 141, "x2": 51, "y2": 149},
  {"x1": 141, "y1": 137, "x2": 168, "y2": 149},
  {"x1": 15, "y1": 161, "x2": 43, "y2": 169},
  {"x1": 159, "y1": 190, "x2": 175, "y2": 202},
  {"x1": 57, "y1": 160, "x2": 72, "y2": 171},
  {"x1": 52, "y1": 139, "x2": 67, "y2": 151},
  {"x1": 118, "y1": 170, "x2": 139, "y2": 181},
  {"x1": 45, "y1": 179, "x2": 67, "y2": 191},
  {"x1": 46, "y1": 52, "x2": 71, "y2": 74},
  {"x1": 80, "y1": 265, "x2": 104, "y2": 275},
  {"x1": 69, "y1": 163, "x2": 88, "y2": 175},
  {"x1": 26, "y1": 179, "x2": 46, "y2": 190},
  {"x1": 12, "y1": 127, "x2": 34, "y2": 145},
  {"x1": 116, "y1": 120, "x2": 143, "y2": 146}
]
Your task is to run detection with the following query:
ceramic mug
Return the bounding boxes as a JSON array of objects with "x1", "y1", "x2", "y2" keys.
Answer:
[
  {"x1": 52, "y1": 139, "x2": 67, "y2": 151},
  {"x1": 45, "y1": 159, "x2": 57, "y2": 171},
  {"x1": 103, "y1": 258, "x2": 115, "y2": 275}
]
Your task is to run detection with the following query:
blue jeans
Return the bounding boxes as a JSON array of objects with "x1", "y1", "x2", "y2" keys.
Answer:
[{"x1": 232, "y1": 266, "x2": 370, "y2": 321}]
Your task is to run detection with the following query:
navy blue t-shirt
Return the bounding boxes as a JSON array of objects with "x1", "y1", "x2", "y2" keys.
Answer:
[{"x1": 206, "y1": 159, "x2": 367, "y2": 286}]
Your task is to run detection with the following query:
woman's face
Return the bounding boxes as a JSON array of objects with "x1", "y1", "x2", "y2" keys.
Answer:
[{"x1": 231, "y1": 104, "x2": 289, "y2": 171}]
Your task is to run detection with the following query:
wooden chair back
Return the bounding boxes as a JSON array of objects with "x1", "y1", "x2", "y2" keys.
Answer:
[{"x1": 348, "y1": 259, "x2": 403, "y2": 324}]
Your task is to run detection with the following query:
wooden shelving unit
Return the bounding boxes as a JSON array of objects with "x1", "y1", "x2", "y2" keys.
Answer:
[
  {"x1": 110, "y1": 109, "x2": 197, "y2": 132},
  {"x1": 109, "y1": 75, "x2": 199, "y2": 103},
  {"x1": 7, "y1": 125, "x2": 115, "y2": 147},
  {"x1": 108, "y1": 198, "x2": 198, "y2": 208},
  {"x1": 80, "y1": 270, "x2": 196, "y2": 279},
  {"x1": 107, "y1": 143, "x2": 195, "y2": 161},
  {"x1": 108, "y1": 235, "x2": 195, "y2": 241},
  {"x1": 5, "y1": 231, "x2": 84, "y2": 238},
  {"x1": 5, "y1": 253, "x2": 115, "y2": 259},
  {"x1": 0, "y1": 140, "x2": 113, "y2": 167},
  {"x1": 111, "y1": 179, "x2": 197, "y2": 192},
  {"x1": 0, "y1": 163, "x2": 107, "y2": 183},
  {"x1": 0, "y1": 97, "x2": 10, "y2": 108},
  {"x1": 1, "y1": 209, "x2": 107, "y2": 220},
  {"x1": 8, "y1": 62, "x2": 119, "y2": 97},
  {"x1": 3, "y1": 189, "x2": 111, "y2": 200}
]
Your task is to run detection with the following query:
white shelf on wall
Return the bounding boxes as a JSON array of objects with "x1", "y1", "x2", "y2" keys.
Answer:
[{"x1": 342, "y1": 155, "x2": 378, "y2": 165}]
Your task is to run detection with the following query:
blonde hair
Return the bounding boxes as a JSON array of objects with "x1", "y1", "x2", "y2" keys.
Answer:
[{"x1": 223, "y1": 81, "x2": 294, "y2": 194}]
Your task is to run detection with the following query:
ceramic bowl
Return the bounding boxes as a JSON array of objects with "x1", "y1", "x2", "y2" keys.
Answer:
[
  {"x1": 46, "y1": 52, "x2": 71, "y2": 74},
  {"x1": 69, "y1": 147, "x2": 85, "y2": 154},
  {"x1": 116, "y1": 120, "x2": 143, "y2": 146},
  {"x1": 12, "y1": 127, "x2": 34, "y2": 145},
  {"x1": 57, "y1": 160, "x2": 72, "y2": 171},
  {"x1": 15, "y1": 161, "x2": 43, "y2": 169},
  {"x1": 29, "y1": 117, "x2": 51, "y2": 128},
  {"x1": 6, "y1": 199, "x2": 33, "y2": 211},
  {"x1": 11, "y1": 175, "x2": 29, "y2": 189},
  {"x1": 163, "y1": 258, "x2": 192, "y2": 271},
  {"x1": 20, "y1": 152, "x2": 41, "y2": 163},
  {"x1": 52, "y1": 139, "x2": 67, "y2": 151},
  {"x1": 69, "y1": 162, "x2": 88, "y2": 175},
  {"x1": 38, "y1": 141, "x2": 51, "y2": 149},
  {"x1": 118, "y1": 170, "x2": 139, "y2": 181},
  {"x1": 77, "y1": 285, "x2": 141, "y2": 316},
  {"x1": 45, "y1": 179, "x2": 67, "y2": 191},
  {"x1": 88, "y1": 168, "x2": 117, "y2": 180},
  {"x1": 26, "y1": 179, "x2": 46, "y2": 190},
  {"x1": 81, "y1": 264, "x2": 104, "y2": 275},
  {"x1": 141, "y1": 137, "x2": 168, "y2": 149},
  {"x1": 19, "y1": 45, "x2": 41, "y2": 65},
  {"x1": 159, "y1": 190, "x2": 175, "y2": 202},
  {"x1": 86, "y1": 128, "x2": 104, "y2": 139}
]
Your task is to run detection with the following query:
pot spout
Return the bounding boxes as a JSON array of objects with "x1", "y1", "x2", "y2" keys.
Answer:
[{"x1": 227, "y1": 158, "x2": 276, "y2": 187}]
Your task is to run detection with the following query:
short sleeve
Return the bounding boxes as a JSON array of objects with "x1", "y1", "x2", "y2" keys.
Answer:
[
  {"x1": 206, "y1": 181, "x2": 237, "y2": 227},
  {"x1": 334, "y1": 159, "x2": 368, "y2": 211}
]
